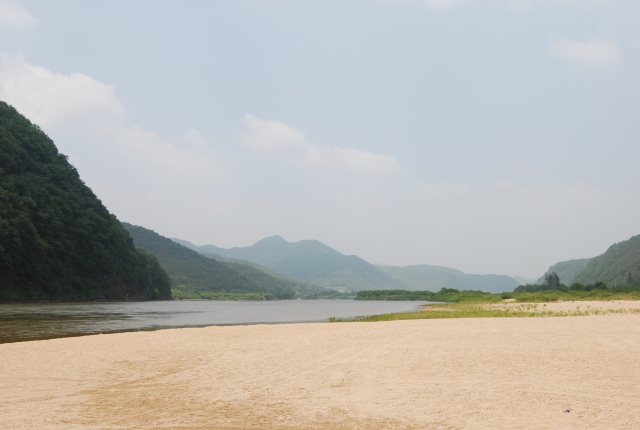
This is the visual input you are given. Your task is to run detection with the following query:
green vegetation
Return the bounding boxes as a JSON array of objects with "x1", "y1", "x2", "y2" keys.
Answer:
[
  {"x1": 355, "y1": 290, "x2": 435, "y2": 301},
  {"x1": 356, "y1": 285, "x2": 640, "y2": 307},
  {"x1": 341, "y1": 301, "x2": 640, "y2": 322},
  {"x1": 532, "y1": 234, "x2": 640, "y2": 289},
  {"x1": 340, "y1": 305, "x2": 537, "y2": 322},
  {"x1": 514, "y1": 268, "x2": 640, "y2": 300},
  {"x1": 177, "y1": 237, "x2": 521, "y2": 293},
  {"x1": 515, "y1": 271, "x2": 569, "y2": 293},
  {"x1": 172, "y1": 235, "x2": 404, "y2": 291},
  {"x1": 355, "y1": 288, "x2": 501, "y2": 303},
  {"x1": 514, "y1": 287, "x2": 640, "y2": 302},
  {"x1": 123, "y1": 223, "x2": 299, "y2": 300},
  {"x1": 377, "y1": 265, "x2": 518, "y2": 294},
  {"x1": 124, "y1": 223, "x2": 352, "y2": 300},
  {"x1": 536, "y1": 258, "x2": 591, "y2": 285},
  {"x1": 572, "y1": 235, "x2": 640, "y2": 287},
  {"x1": 0, "y1": 102, "x2": 171, "y2": 302},
  {"x1": 200, "y1": 252, "x2": 351, "y2": 299},
  {"x1": 171, "y1": 290, "x2": 280, "y2": 301}
]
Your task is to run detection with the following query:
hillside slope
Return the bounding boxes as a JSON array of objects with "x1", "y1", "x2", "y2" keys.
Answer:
[
  {"x1": 536, "y1": 258, "x2": 591, "y2": 285},
  {"x1": 124, "y1": 224, "x2": 297, "y2": 299},
  {"x1": 173, "y1": 236, "x2": 404, "y2": 291},
  {"x1": 0, "y1": 101, "x2": 170, "y2": 302},
  {"x1": 378, "y1": 265, "x2": 519, "y2": 294},
  {"x1": 573, "y1": 235, "x2": 640, "y2": 287},
  {"x1": 200, "y1": 252, "x2": 348, "y2": 299}
]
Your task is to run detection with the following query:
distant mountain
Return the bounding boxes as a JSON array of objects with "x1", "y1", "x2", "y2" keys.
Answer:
[
  {"x1": 536, "y1": 258, "x2": 591, "y2": 285},
  {"x1": 200, "y1": 252, "x2": 301, "y2": 282},
  {"x1": 377, "y1": 265, "x2": 519, "y2": 294},
  {"x1": 172, "y1": 238, "x2": 227, "y2": 255},
  {"x1": 171, "y1": 235, "x2": 404, "y2": 291},
  {"x1": 573, "y1": 235, "x2": 640, "y2": 287},
  {"x1": 0, "y1": 101, "x2": 171, "y2": 302},
  {"x1": 124, "y1": 224, "x2": 297, "y2": 299},
  {"x1": 199, "y1": 252, "x2": 347, "y2": 299}
]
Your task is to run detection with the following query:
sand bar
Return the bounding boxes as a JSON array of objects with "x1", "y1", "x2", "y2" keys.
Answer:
[
  {"x1": 479, "y1": 299, "x2": 640, "y2": 314},
  {"x1": 1, "y1": 311, "x2": 639, "y2": 429}
]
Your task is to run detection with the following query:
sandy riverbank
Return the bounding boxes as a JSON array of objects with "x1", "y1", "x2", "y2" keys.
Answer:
[
  {"x1": 1, "y1": 309, "x2": 639, "y2": 429},
  {"x1": 491, "y1": 299, "x2": 640, "y2": 313}
]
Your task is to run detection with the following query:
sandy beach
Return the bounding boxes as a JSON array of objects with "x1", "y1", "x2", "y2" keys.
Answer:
[
  {"x1": 2, "y1": 305, "x2": 640, "y2": 429},
  {"x1": 479, "y1": 299, "x2": 640, "y2": 314}
]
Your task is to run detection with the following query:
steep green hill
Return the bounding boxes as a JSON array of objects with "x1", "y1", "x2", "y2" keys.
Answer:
[
  {"x1": 536, "y1": 258, "x2": 591, "y2": 285},
  {"x1": 573, "y1": 235, "x2": 640, "y2": 287},
  {"x1": 0, "y1": 101, "x2": 171, "y2": 302},
  {"x1": 173, "y1": 235, "x2": 404, "y2": 291},
  {"x1": 123, "y1": 224, "x2": 298, "y2": 299},
  {"x1": 378, "y1": 265, "x2": 518, "y2": 294}
]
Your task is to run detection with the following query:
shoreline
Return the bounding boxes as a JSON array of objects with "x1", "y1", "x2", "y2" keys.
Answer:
[
  {"x1": 0, "y1": 299, "x2": 431, "y2": 345},
  {"x1": 3, "y1": 299, "x2": 639, "y2": 345},
  {"x1": 2, "y1": 311, "x2": 639, "y2": 429}
]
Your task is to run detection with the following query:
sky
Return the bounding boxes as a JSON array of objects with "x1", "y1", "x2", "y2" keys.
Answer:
[{"x1": 1, "y1": 0, "x2": 639, "y2": 279}]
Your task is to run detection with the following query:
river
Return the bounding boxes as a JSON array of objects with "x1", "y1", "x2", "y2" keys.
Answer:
[{"x1": 0, "y1": 299, "x2": 432, "y2": 343}]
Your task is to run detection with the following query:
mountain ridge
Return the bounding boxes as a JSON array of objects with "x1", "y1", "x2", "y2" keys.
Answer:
[
  {"x1": 173, "y1": 236, "x2": 523, "y2": 293},
  {"x1": 377, "y1": 264, "x2": 519, "y2": 294},
  {"x1": 171, "y1": 236, "x2": 404, "y2": 291},
  {"x1": 124, "y1": 223, "x2": 303, "y2": 299}
]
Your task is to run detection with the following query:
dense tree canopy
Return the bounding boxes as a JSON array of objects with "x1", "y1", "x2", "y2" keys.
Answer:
[{"x1": 0, "y1": 101, "x2": 171, "y2": 302}]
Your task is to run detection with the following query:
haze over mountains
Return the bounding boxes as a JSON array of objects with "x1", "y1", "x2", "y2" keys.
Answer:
[
  {"x1": 378, "y1": 265, "x2": 519, "y2": 293},
  {"x1": 173, "y1": 236, "x2": 405, "y2": 291},
  {"x1": 173, "y1": 236, "x2": 520, "y2": 293},
  {"x1": 3, "y1": 100, "x2": 637, "y2": 303},
  {"x1": 125, "y1": 225, "x2": 344, "y2": 300}
]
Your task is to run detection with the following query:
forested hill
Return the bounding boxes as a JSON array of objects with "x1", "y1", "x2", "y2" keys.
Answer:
[
  {"x1": 171, "y1": 238, "x2": 226, "y2": 255},
  {"x1": 0, "y1": 101, "x2": 171, "y2": 302},
  {"x1": 378, "y1": 264, "x2": 518, "y2": 294},
  {"x1": 572, "y1": 235, "x2": 640, "y2": 287},
  {"x1": 123, "y1": 224, "x2": 298, "y2": 299},
  {"x1": 172, "y1": 235, "x2": 404, "y2": 291},
  {"x1": 536, "y1": 258, "x2": 591, "y2": 285}
]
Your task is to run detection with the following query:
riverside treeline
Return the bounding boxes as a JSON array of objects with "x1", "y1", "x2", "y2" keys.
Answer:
[{"x1": 356, "y1": 285, "x2": 640, "y2": 303}]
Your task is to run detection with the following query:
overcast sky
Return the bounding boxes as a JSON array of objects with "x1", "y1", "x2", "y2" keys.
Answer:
[{"x1": 1, "y1": 0, "x2": 639, "y2": 278}]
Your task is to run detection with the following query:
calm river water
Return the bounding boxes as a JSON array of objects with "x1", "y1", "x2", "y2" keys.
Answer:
[{"x1": 0, "y1": 300, "x2": 432, "y2": 344}]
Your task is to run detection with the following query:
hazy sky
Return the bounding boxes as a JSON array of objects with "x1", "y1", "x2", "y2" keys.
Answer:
[{"x1": 1, "y1": 0, "x2": 639, "y2": 278}]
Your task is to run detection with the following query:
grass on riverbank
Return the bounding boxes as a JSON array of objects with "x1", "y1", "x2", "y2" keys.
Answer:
[
  {"x1": 356, "y1": 288, "x2": 640, "y2": 304},
  {"x1": 337, "y1": 302, "x2": 640, "y2": 322},
  {"x1": 513, "y1": 290, "x2": 640, "y2": 302}
]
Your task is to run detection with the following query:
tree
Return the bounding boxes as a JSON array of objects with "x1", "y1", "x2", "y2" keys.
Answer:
[
  {"x1": 593, "y1": 281, "x2": 608, "y2": 290},
  {"x1": 544, "y1": 272, "x2": 560, "y2": 290}
]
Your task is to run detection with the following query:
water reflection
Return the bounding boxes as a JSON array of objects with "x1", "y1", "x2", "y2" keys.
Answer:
[{"x1": 0, "y1": 300, "x2": 431, "y2": 344}]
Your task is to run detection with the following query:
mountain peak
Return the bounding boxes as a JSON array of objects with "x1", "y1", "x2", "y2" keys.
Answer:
[{"x1": 255, "y1": 235, "x2": 287, "y2": 245}]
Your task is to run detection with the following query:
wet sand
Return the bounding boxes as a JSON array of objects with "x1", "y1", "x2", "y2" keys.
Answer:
[{"x1": 1, "y1": 309, "x2": 639, "y2": 429}]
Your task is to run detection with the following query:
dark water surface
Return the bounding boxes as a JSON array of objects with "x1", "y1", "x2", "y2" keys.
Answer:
[{"x1": 0, "y1": 300, "x2": 432, "y2": 344}]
